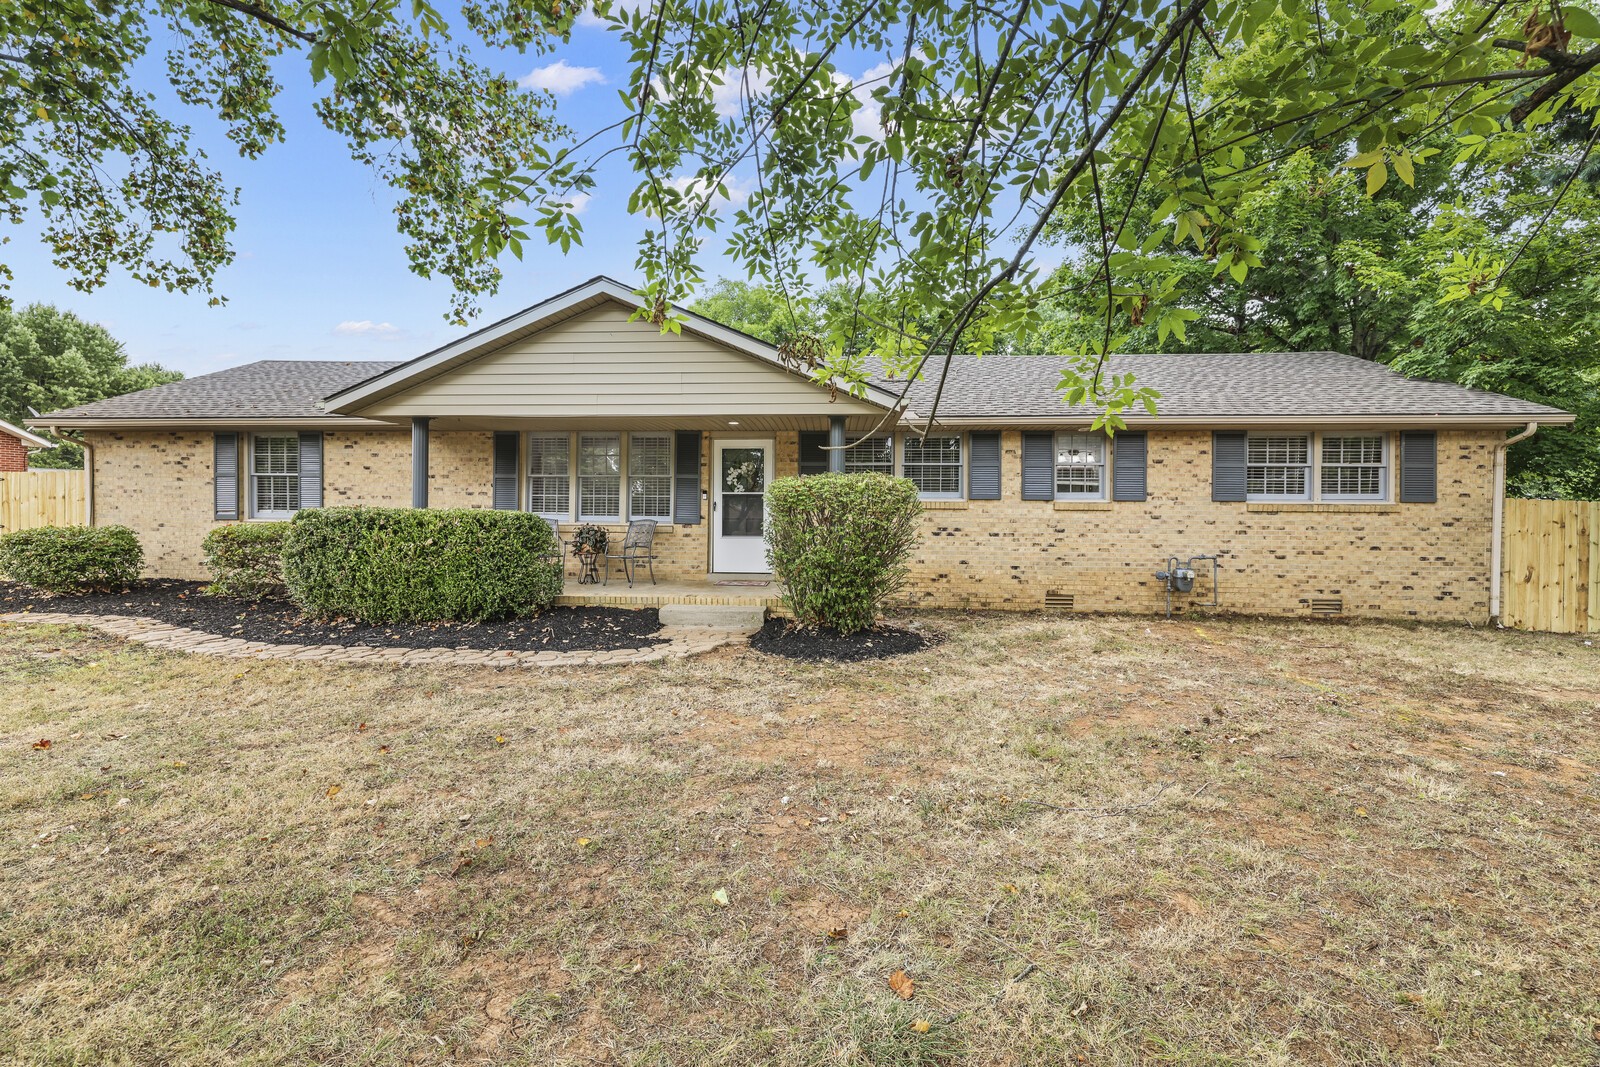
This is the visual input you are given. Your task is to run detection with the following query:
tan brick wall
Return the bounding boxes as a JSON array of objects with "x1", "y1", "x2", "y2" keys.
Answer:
[
  {"x1": 86, "y1": 426, "x2": 1499, "y2": 622},
  {"x1": 890, "y1": 428, "x2": 1497, "y2": 622}
]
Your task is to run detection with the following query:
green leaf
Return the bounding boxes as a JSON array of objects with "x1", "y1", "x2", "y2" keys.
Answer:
[
  {"x1": 1563, "y1": 7, "x2": 1600, "y2": 38},
  {"x1": 1366, "y1": 161, "x2": 1388, "y2": 196},
  {"x1": 1392, "y1": 150, "x2": 1415, "y2": 188}
]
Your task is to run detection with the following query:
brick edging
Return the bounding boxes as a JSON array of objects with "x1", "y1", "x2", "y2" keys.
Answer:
[{"x1": 0, "y1": 612, "x2": 743, "y2": 667}]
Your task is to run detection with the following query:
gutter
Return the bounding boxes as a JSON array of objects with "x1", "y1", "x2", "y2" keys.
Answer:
[{"x1": 1489, "y1": 421, "x2": 1540, "y2": 624}]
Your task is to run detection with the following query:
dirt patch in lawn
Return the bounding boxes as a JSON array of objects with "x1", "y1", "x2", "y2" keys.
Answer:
[{"x1": 0, "y1": 579, "x2": 665, "y2": 652}]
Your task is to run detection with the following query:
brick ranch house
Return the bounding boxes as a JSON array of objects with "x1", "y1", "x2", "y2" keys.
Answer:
[{"x1": 31, "y1": 277, "x2": 1572, "y2": 622}]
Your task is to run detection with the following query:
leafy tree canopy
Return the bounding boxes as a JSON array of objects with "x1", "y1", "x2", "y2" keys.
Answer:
[
  {"x1": 0, "y1": 304, "x2": 181, "y2": 467},
  {"x1": 2, "y1": 0, "x2": 574, "y2": 322},
  {"x1": 8, "y1": 0, "x2": 1600, "y2": 433}
]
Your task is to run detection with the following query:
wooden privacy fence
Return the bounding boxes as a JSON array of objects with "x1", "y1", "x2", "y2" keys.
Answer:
[
  {"x1": 1501, "y1": 498, "x2": 1600, "y2": 634},
  {"x1": 0, "y1": 470, "x2": 87, "y2": 534}
]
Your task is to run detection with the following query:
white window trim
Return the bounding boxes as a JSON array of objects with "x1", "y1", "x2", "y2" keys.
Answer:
[
  {"x1": 1317, "y1": 432, "x2": 1390, "y2": 503},
  {"x1": 627, "y1": 431, "x2": 675, "y2": 522},
  {"x1": 248, "y1": 433, "x2": 301, "y2": 520},
  {"x1": 1053, "y1": 431, "x2": 1109, "y2": 501},
  {"x1": 1245, "y1": 431, "x2": 1313, "y2": 503},
  {"x1": 1245, "y1": 431, "x2": 1392, "y2": 504},
  {"x1": 899, "y1": 432, "x2": 966, "y2": 501},
  {"x1": 525, "y1": 432, "x2": 572, "y2": 524},
  {"x1": 520, "y1": 431, "x2": 677, "y2": 525}
]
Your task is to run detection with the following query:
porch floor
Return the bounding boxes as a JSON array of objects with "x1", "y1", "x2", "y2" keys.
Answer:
[{"x1": 554, "y1": 577, "x2": 785, "y2": 611}]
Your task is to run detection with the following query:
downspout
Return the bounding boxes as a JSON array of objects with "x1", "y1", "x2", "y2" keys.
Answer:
[{"x1": 1489, "y1": 421, "x2": 1539, "y2": 624}]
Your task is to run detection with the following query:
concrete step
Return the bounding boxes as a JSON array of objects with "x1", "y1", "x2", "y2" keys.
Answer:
[{"x1": 658, "y1": 603, "x2": 766, "y2": 633}]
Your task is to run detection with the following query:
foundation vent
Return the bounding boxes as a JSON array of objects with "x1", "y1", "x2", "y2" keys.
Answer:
[
  {"x1": 1309, "y1": 598, "x2": 1344, "y2": 616},
  {"x1": 1044, "y1": 591, "x2": 1076, "y2": 610}
]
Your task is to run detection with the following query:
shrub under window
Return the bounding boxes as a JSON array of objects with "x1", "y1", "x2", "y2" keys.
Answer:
[
  {"x1": 202, "y1": 522, "x2": 290, "y2": 598},
  {"x1": 0, "y1": 524, "x2": 143, "y2": 593},
  {"x1": 280, "y1": 507, "x2": 563, "y2": 623},
  {"x1": 765, "y1": 473, "x2": 922, "y2": 634}
]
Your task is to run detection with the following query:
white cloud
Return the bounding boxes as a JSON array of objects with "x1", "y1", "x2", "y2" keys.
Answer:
[
  {"x1": 519, "y1": 60, "x2": 607, "y2": 95},
  {"x1": 845, "y1": 60, "x2": 898, "y2": 141},
  {"x1": 711, "y1": 66, "x2": 773, "y2": 118},
  {"x1": 669, "y1": 173, "x2": 757, "y2": 209},
  {"x1": 334, "y1": 320, "x2": 400, "y2": 337}
]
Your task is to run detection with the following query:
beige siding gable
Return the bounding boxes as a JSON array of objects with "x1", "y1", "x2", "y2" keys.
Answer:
[{"x1": 352, "y1": 303, "x2": 878, "y2": 419}]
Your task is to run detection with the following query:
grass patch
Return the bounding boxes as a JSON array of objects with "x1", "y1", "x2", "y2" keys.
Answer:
[{"x1": 2, "y1": 614, "x2": 1598, "y2": 1064}]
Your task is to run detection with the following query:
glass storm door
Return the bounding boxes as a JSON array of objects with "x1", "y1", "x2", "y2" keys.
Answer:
[{"x1": 712, "y1": 439, "x2": 774, "y2": 573}]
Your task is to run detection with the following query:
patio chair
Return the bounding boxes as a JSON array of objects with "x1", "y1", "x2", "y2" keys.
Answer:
[{"x1": 601, "y1": 519, "x2": 658, "y2": 587}]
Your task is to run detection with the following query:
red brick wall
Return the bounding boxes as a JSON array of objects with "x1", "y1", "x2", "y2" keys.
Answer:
[{"x1": 0, "y1": 432, "x2": 31, "y2": 472}]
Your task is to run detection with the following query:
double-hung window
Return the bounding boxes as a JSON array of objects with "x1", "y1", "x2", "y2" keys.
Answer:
[
  {"x1": 1320, "y1": 434, "x2": 1388, "y2": 500},
  {"x1": 1246, "y1": 434, "x2": 1312, "y2": 501},
  {"x1": 843, "y1": 436, "x2": 894, "y2": 474},
  {"x1": 250, "y1": 435, "x2": 301, "y2": 518},
  {"x1": 527, "y1": 433, "x2": 570, "y2": 520},
  {"x1": 903, "y1": 435, "x2": 963, "y2": 498},
  {"x1": 1054, "y1": 432, "x2": 1107, "y2": 499},
  {"x1": 577, "y1": 433, "x2": 622, "y2": 521},
  {"x1": 628, "y1": 433, "x2": 673, "y2": 520}
]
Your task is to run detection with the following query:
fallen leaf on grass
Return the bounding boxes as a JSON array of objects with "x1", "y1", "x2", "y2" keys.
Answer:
[
  {"x1": 888, "y1": 969, "x2": 915, "y2": 1000},
  {"x1": 1354, "y1": 806, "x2": 1369, "y2": 818},
  {"x1": 451, "y1": 856, "x2": 473, "y2": 877},
  {"x1": 32, "y1": 739, "x2": 51, "y2": 750},
  {"x1": 712, "y1": 888, "x2": 731, "y2": 907},
  {"x1": 910, "y1": 1019, "x2": 931, "y2": 1033},
  {"x1": 474, "y1": 837, "x2": 493, "y2": 849},
  {"x1": 325, "y1": 785, "x2": 341, "y2": 799},
  {"x1": 357, "y1": 722, "x2": 369, "y2": 732},
  {"x1": 576, "y1": 836, "x2": 592, "y2": 847},
  {"x1": 378, "y1": 745, "x2": 390, "y2": 753},
  {"x1": 1000, "y1": 883, "x2": 1020, "y2": 894},
  {"x1": 825, "y1": 925, "x2": 848, "y2": 941},
  {"x1": 494, "y1": 735, "x2": 507, "y2": 745}
]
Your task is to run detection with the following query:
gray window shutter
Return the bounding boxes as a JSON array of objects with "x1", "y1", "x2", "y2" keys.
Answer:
[
  {"x1": 968, "y1": 432, "x2": 1001, "y2": 500},
  {"x1": 297, "y1": 432, "x2": 323, "y2": 509},
  {"x1": 1111, "y1": 431, "x2": 1147, "y2": 502},
  {"x1": 214, "y1": 433, "x2": 240, "y2": 520},
  {"x1": 492, "y1": 431, "x2": 519, "y2": 510},
  {"x1": 798, "y1": 431, "x2": 828, "y2": 476},
  {"x1": 1212, "y1": 431, "x2": 1248, "y2": 502},
  {"x1": 1021, "y1": 432, "x2": 1054, "y2": 500},
  {"x1": 1399, "y1": 431, "x2": 1436, "y2": 503},
  {"x1": 674, "y1": 430, "x2": 702, "y2": 524}
]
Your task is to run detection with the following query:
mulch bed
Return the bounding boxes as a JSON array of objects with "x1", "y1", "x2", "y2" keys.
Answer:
[
  {"x1": 0, "y1": 580, "x2": 665, "y2": 653},
  {"x1": 748, "y1": 616, "x2": 932, "y2": 662}
]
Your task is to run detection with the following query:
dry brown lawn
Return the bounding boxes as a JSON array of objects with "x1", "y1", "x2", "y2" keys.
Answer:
[{"x1": 2, "y1": 611, "x2": 1598, "y2": 1066}]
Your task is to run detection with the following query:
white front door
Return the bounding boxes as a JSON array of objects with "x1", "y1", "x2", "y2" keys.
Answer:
[{"x1": 712, "y1": 438, "x2": 774, "y2": 574}]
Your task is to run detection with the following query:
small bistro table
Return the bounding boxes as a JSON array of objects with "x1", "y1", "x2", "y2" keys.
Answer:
[{"x1": 574, "y1": 546, "x2": 601, "y2": 585}]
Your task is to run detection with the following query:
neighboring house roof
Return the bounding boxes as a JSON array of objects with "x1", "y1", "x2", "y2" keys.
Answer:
[
  {"x1": 871, "y1": 351, "x2": 1571, "y2": 426},
  {"x1": 26, "y1": 281, "x2": 1573, "y2": 429},
  {"x1": 0, "y1": 417, "x2": 52, "y2": 448},
  {"x1": 30, "y1": 361, "x2": 406, "y2": 425}
]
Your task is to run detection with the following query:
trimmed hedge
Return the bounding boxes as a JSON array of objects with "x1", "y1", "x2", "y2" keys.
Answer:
[
  {"x1": 202, "y1": 522, "x2": 290, "y2": 599},
  {"x1": 765, "y1": 473, "x2": 922, "y2": 634},
  {"x1": 0, "y1": 524, "x2": 143, "y2": 593},
  {"x1": 280, "y1": 507, "x2": 564, "y2": 623}
]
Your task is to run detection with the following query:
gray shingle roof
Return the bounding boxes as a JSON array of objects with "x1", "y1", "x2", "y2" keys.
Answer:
[
  {"x1": 36, "y1": 360, "x2": 405, "y2": 420},
  {"x1": 33, "y1": 349, "x2": 1568, "y2": 424},
  {"x1": 872, "y1": 351, "x2": 1568, "y2": 420}
]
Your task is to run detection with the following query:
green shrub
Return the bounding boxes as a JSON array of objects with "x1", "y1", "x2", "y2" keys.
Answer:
[
  {"x1": 202, "y1": 522, "x2": 290, "y2": 599},
  {"x1": 765, "y1": 473, "x2": 922, "y2": 634},
  {"x1": 280, "y1": 507, "x2": 564, "y2": 623},
  {"x1": 0, "y1": 524, "x2": 143, "y2": 593}
]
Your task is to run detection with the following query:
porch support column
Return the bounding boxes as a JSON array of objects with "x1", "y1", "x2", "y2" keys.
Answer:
[
  {"x1": 827, "y1": 415, "x2": 846, "y2": 473},
  {"x1": 411, "y1": 417, "x2": 430, "y2": 508}
]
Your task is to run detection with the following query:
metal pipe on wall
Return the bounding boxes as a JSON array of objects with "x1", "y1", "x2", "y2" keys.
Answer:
[{"x1": 1489, "y1": 421, "x2": 1539, "y2": 623}]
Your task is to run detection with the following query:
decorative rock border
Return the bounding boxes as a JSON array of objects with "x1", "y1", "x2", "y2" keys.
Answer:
[{"x1": 0, "y1": 611, "x2": 745, "y2": 667}]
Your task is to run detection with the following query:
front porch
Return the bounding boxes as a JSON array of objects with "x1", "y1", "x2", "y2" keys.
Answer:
[{"x1": 553, "y1": 575, "x2": 786, "y2": 611}]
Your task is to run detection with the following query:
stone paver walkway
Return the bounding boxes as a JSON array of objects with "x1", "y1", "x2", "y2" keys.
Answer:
[{"x1": 0, "y1": 611, "x2": 745, "y2": 667}]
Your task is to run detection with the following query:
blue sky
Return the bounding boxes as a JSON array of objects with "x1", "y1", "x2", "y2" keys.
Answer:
[{"x1": 4, "y1": 9, "x2": 866, "y2": 377}]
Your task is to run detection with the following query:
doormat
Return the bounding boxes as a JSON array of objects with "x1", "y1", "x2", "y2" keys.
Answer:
[{"x1": 714, "y1": 580, "x2": 772, "y2": 587}]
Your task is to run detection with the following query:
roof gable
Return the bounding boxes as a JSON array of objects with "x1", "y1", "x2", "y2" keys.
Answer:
[{"x1": 324, "y1": 276, "x2": 896, "y2": 419}]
